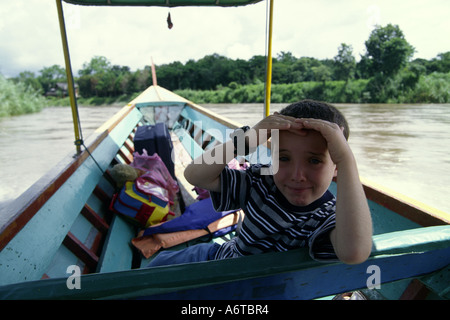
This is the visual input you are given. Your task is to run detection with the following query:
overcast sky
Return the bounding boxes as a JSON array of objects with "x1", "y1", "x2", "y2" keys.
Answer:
[{"x1": 1, "y1": 0, "x2": 449, "y2": 78}]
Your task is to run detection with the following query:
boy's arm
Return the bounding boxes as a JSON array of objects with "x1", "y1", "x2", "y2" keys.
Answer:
[
  {"x1": 184, "y1": 113, "x2": 304, "y2": 192},
  {"x1": 184, "y1": 140, "x2": 235, "y2": 192},
  {"x1": 300, "y1": 119, "x2": 373, "y2": 265}
]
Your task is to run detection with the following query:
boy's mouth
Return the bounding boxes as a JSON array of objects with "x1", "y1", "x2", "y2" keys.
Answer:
[{"x1": 286, "y1": 185, "x2": 312, "y2": 193}]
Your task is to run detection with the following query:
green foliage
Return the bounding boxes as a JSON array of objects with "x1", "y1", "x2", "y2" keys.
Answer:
[
  {"x1": 364, "y1": 24, "x2": 415, "y2": 77},
  {"x1": 0, "y1": 74, "x2": 47, "y2": 117},
  {"x1": 334, "y1": 43, "x2": 356, "y2": 82},
  {"x1": 38, "y1": 65, "x2": 66, "y2": 93},
  {"x1": 174, "y1": 79, "x2": 373, "y2": 104},
  {"x1": 404, "y1": 72, "x2": 450, "y2": 103},
  {"x1": 5, "y1": 23, "x2": 450, "y2": 110}
]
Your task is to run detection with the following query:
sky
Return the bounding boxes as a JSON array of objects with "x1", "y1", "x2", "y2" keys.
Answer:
[{"x1": 0, "y1": 0, "x2": 449, "y2": 78}]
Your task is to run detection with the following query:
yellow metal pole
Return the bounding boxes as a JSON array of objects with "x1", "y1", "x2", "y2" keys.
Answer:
[
  {"x1": 56, "y1": 0, "x2": 82, "y2": 154},
  {"x1": 264, "y1": 0, "x2": 274, "y2": 118}
]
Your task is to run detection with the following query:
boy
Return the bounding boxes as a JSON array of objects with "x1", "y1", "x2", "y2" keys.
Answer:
[{"x1": 148, "y1": 100, "x2": 372, "y2": 267}]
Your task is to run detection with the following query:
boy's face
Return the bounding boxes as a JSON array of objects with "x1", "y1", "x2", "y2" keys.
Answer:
[{"x1": 273, "y1": 129, "x2": 337, "y2": 207}]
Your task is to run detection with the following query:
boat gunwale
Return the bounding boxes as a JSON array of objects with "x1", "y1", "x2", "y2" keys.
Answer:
[
  {"x1": 361, "y1": 178, "x2": 450, "y2": 227},
  {"x1": 0, "y1": 104, "x2": 137, "y2": 252}
]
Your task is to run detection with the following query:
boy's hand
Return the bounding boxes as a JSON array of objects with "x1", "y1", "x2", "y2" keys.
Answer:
[
  {"x1": 252, "y1": 112, "x2": 303, "y2": 132},
  {"x1": 294, "y1": 118, "x2": 352, "y2": 166},
  {"x1": 250, "y1": 112, "x2": 306, "y2": 146}
]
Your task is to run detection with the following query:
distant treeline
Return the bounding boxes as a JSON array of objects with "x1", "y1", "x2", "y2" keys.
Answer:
[
  {"x1": 175, "y1": 72, "x2": 449, "y2": 104},
  {"x1": 3, "y1": 24, "x2": 450, "y2": 117}
]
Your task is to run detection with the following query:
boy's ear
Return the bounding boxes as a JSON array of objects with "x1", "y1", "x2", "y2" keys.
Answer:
[{"x1": 333, "y1": 166, "x2": 338, "y2": 178}]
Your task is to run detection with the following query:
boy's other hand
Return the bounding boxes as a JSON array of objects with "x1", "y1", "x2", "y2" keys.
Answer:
[{"x1": 295, "y1": 118, "x2": 352, "y2": 166}]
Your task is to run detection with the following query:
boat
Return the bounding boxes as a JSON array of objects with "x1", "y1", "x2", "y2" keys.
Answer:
[{"x1": 0, "y1": 0, "x2": 449, "y2": 300}]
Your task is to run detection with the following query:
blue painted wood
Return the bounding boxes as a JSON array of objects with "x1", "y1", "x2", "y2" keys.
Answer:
[
  {"x1": 139, "y1": 248, "x2": 450, "y2": 300},
  {"x1": 96, "y1": 215, "x2": 136, "y2": 273},
  {"x1": 0, "y1": 107, "x2": 142, "y2": 286},
  {"x1": 173, "y1": 124, "x2": 205, "y2": 160},
  {"x1": 174, "y1": 105, "x2": 272, "y2": 166},
  {"x1": 44, "y1": 245, "x2": 81, "y2": 279},
  {"x1": 328, "y1": 181, "x2": 421, "y2": 235},
  {"x1": 368, "y1": 199, "x2": 421, "y2": 234},
  {"x1": 181, "y1": 106, "x2": 231, "y2": 142}
]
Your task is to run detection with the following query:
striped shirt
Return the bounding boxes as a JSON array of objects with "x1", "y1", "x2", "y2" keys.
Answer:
[{"x1": 210, "y1": 164, "x2": 338, "y2": 261}]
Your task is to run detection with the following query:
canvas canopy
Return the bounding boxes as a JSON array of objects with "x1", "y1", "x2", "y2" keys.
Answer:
[{"x1": 63, "y1": 0, "x2": 262, "y2": 7}]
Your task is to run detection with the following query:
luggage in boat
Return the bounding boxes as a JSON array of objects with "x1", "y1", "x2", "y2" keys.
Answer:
[
  {"x1": 109, "y1": 180, "x2": 174, "y2": 228},
  {"x1": 132, "y1": 198, "x2": 243, "y2": 258},
  {"x1": 134, "y1": 123, "x2": 175, "y2": 179}
]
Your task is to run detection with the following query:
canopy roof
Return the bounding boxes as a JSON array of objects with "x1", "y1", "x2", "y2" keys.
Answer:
[{"x1": 62, "y1": 0, "x2": 262, "y2": 7}]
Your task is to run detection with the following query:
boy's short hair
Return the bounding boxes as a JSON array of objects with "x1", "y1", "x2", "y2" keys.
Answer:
[{"x1": 279, "y1": 100, "x2": 350, "y2": 140}]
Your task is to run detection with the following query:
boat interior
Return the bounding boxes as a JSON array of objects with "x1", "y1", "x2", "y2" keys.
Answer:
[{"x1": 1, "y1": 91, "x2": 449, "y2": 299}]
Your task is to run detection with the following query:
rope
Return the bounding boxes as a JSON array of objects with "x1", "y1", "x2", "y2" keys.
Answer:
[
  {"x1": 74, "y1": 138, "x2": 106, "y2": 176},
  {"x1": 73, "y1": 110, "x2": 106, "y2": 176}
]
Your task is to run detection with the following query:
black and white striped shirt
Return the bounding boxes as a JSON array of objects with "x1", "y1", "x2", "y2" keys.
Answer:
[{"x1": 211, "y1": 164, "x2": 338, "y2": 261}]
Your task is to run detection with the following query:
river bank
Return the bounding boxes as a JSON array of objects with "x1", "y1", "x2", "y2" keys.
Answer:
[{"x1": 8, "y1": 71, "x2": 447, "y2": 115}]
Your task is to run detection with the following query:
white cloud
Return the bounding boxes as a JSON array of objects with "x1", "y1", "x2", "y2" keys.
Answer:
[{"x1": 0, "y1": 0, "x2": 448, "y2": 78}]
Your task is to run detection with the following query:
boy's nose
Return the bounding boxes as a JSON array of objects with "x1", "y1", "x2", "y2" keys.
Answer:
[{"x1": 291, "y1": 164, "x2": 307, "y2": 182}]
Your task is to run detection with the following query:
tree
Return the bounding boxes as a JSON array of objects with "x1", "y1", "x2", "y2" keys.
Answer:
[
  {"x1": 38, "y1": 65, "x2": 66, "y2": 93},
  {"x1": 363, "y1": 24, "x2": 415, "y2": 102},
  {"x1": 14, "y1": 71, "x2": 43, "y2": 93},
  {"x1": 78, "y1": 56, "x2": 112, "y2": 76},
  {"x1": 157, "y1": 61, "x2": 183, "y2": 90},
  {"x1": 364, "y1": 24, "x2": 414, "y2": 77},
  {"x1": 334, "y1": 43, "x2": 356, "y2": 82},
  {"x1": 134, "y1": 66, "x2": 151, "y2": 92},
  {"x1": 312, "y1": 65, "x2": 332, "y2": 86},
  {"x1": 292, "y1": 57, "x2": 321, "y2": 82},
  {"x1": 248, "y1": 55, "x2": 267, "y2": 83},
  {"x1": 77, "y1": 56, "x2": 131, "y2": 97},
  {"x1": 429, "y1": 52, "x2": 450, "y2": 73}
]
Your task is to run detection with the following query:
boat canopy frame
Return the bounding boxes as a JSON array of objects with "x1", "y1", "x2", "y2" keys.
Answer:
[
  {"x1": 57, "y1": 0, "x2": 273, "y2": 153},
  {"x1": 63, "y1": 0, "x2": 263, "y2": 7}
]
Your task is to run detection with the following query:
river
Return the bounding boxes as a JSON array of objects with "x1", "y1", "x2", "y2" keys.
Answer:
[{"x1": 1, "y1": 103, "x2": 449, "y2": 215}]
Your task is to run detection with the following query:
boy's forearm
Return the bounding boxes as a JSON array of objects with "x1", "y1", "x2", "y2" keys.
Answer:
[
  {"x1": 331, "y1": 155, "x2": 373, "y2": 264},
  {"x1": 184, "y1": 140, "x2": 236, "y2": 192}
]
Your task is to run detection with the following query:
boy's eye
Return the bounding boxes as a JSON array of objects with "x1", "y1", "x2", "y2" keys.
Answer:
[
  {"x1": 309, "y1": 158, "x2": 322, "y2": 165},
  {"x1": 279, "y1": 155, "x2": 290, "y2": 162}
]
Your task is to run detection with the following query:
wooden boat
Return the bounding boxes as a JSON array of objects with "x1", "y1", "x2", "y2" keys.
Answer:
[
  {"x1": 1, "y1": 0, "x2": 449, "y2": 300},
  {"x1": 1, "y1": 83, "x2": 449, "y2": 300}
]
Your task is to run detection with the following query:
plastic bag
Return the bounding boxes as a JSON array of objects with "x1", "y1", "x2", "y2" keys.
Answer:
[{"x1": 131, "y1": 149, "x2": 179, "y2": 202}]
